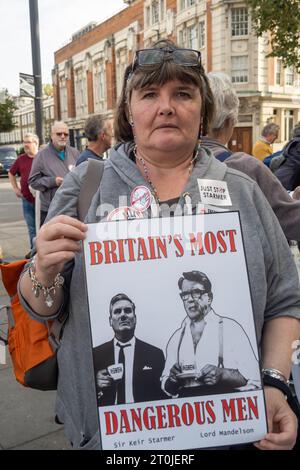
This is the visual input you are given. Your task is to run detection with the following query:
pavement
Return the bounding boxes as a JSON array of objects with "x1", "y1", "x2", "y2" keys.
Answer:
[
  {"x1": 0, "y1": 188, "x2": 300, "y2": 450},
  {"x1": 0, "y1": 204, "x2": 71, "y2": 450}
]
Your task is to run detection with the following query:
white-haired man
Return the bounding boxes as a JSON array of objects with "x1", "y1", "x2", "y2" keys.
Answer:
[
  {"x1": 252, "y1": 123, "x2": 280, "y2": 161},
  {"x1": 9, "y1": 133, "x2": 39, "y2": 257},
  {"x1": 29, "y1": 121, "x2": 80, "y2": 225}
]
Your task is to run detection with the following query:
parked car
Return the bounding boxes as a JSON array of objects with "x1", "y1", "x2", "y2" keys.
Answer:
[{"x1": 0, "y1": 147, "x2": 17, "y2": 176}]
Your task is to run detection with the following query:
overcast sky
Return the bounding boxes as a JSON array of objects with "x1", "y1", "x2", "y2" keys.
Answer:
[{"x1": 0, "y1": 0, "x2": 126, "y2": 95}]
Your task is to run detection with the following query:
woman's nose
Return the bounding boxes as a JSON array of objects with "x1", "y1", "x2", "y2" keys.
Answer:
[
  {"x1": 158, "y1": 96, "x2": 175, "y2": 116},
  {"x1": 159, "y1": 108, "x2": 174, "y2": 116},
  {"x1": 159, "y1": 103, "x2": 175, "y2": 116}
]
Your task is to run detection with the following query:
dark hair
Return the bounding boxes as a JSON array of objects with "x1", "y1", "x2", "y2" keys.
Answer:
[
  {"x1": 293, "y1": 122, "x2": 300, "y2": 137},
  {"x1": 178, "y1": 271, "x2": 212, "y2": 293},
  {"x1": 84, "y1": 114, "x2": 106, "y2": 142},
  {"x1": 114, "y1": 40, "x2": 214, "y2": 142},
  {"x1": 109, "y1": 293, "x2": 135, "y2": 316}
]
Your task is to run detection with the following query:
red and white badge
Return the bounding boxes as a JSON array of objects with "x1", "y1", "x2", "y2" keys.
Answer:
[
  {"x1": 130, "y1": 185, "x2": 152, "y2": 212},
  {"x1": 107, "y1": 206, "x2": 144, "y2": 221}
]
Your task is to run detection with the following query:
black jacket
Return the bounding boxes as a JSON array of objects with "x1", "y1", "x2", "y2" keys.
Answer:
[
  {"x1": 275, "y1": 137, "x2": 300, "y2": 190},
  {"x1": 93, "y1": 338, "x2": 166, "y2": 405}
]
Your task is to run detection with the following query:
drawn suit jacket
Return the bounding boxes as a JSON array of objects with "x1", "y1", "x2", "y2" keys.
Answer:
[{"x1": 93, "y1": 338, "x2": 166, "y2": 405}]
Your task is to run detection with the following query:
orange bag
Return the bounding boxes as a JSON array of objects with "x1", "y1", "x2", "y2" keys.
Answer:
[
  {"x1": 0, "y1": 159, "x2": 104, "y2": 390},
  {"x1": 0, "y1": 259, "x2": 62, "y2": 390}
]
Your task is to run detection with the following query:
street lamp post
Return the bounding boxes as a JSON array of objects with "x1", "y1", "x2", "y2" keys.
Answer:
[{"x1": 29, "y1": 0, "x2": 44, "y2": 144}]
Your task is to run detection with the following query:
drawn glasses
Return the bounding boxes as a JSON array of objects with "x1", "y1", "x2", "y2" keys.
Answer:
[{"x1": 180, "y1": 288, "x2": 207, "y2": 301}]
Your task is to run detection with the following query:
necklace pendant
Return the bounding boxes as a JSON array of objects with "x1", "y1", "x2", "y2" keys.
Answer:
[{"x1": 45, "y1": 293, "x2": 54, "y2": 308}]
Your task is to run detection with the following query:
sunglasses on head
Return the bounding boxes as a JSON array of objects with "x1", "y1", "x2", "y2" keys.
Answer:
[
  {"x1": 128, "y1": 48, "x2": 202, "y2": 78},
  {"x1": 56, "y1": 132, "x2": 69, "y2": 137}
]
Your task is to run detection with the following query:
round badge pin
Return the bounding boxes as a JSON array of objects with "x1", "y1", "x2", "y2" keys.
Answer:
[
  {"x1": 107, "y1": 206, "x2": 144, "y2": 221},
  {"x1": 130, "y1": 185, "x2": 152, "y2": 212}
]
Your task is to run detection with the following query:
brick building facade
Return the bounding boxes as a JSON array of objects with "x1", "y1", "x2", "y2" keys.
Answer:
[{"x1": 53, "y1": 0, "x2": 300, "y2": 152}]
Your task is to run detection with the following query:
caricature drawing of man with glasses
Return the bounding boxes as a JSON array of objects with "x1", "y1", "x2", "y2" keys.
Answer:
[{"x1": 161, "y1": 271, "x2": 261, "y2": 398}]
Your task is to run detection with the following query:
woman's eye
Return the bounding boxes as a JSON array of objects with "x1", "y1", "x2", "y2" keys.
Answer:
[
  {"x1": 177, "y1": 91, "x2": 191, "y2": 98},
  {"x1": 142, "y1": 92, "x2": 156, "y2": 99}
]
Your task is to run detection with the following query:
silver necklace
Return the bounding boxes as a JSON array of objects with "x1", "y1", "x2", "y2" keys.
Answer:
[{"x1": 134, "y1": 145, "x2": 199, "y2": 204}]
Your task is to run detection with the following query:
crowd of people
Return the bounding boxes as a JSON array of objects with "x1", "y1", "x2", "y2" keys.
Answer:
[{"x1": 6, "y1": 39, "x2": 300, "y2": 450}]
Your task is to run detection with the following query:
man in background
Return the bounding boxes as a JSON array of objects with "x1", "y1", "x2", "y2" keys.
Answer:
[
  {"x1": 9, "y1": 133, "x2": 39, "y2": 257},
  {"x1": 29, "y1": 121, "x2": 80, "y2": 225},
  {"x1": 76, "y1": 114, "x2": 113, "y2": 166},
  {"x1": 252, "y1": 123, "x2": 280, "y2": 161}
]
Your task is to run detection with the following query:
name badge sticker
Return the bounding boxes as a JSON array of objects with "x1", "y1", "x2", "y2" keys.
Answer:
[{"x1": 197, "y1": 179, "x2": 232, "y2": 206}]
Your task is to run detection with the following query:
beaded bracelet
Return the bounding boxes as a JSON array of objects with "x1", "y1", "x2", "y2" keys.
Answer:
[{"x1": 28, "y1": 257, "x2": 64, "y2": 308}]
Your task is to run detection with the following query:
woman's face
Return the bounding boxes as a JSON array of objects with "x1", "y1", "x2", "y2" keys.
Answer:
[{"x1": 129, "y1": 79, "x2": 202, "y2": 156}]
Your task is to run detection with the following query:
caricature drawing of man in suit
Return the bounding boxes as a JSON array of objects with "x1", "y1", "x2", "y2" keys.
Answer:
[{"x1": 93, "y1": 293, "x2": 166, "y2": 405}]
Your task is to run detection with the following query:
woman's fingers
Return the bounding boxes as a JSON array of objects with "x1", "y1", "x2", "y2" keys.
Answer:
[
  {"x1": 254, "y1": 432, "x2": 295, "y2": 450},
  {"x1": 44, "y1": 214, "x2": 88, "y2": 230},
  {"x1": 34, "y1": 216, "x2": 88, "y2": 281},
  {"x1": 38, "y1": 239, "x2": 83, "y2": 256},
  {"x1": 38, "y1": 221, "x2": 87, "y2": 243}
]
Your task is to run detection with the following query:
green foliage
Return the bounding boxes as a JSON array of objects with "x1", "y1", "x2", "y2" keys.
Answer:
[
  {"x1": 0, "y1": 90, "x2": 17, "y2": 132},
  {"x1": 247, "y1": 0, "x2": 300, "y2": 69},
  {"x1": 43, "y1": 84, "x2": 53, "y2": 97}
]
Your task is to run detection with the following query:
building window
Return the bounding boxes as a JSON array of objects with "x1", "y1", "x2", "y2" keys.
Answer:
[
  {"x1": 152, "y1": 1, "x2": 159, "y2": 24},
  {"x1": 146, "y1": 0, "x2": 164, "y2": 27},
  {"x1": 231, "y1": 56, "x2": 248, "y2": 83},
  {"x1": 199, "y1": 20, "x2": 205, "y2": 48},
  {"x1": 178, "y1": 30, "x2": 184, "y2": 47},
  {"x1": 59, "y1": 78, "x2": 68, "y2": 120},
  {"x1": 74, "y1": 69, "x2": 87, "y2": 117},
  {"x1": 160, "y1": 0, "x2": 165, "y2": 20},
  {"x1": 116, "y1": 50, "x2": 128, "y2": 99},
  {"x1": 285, "y1": 66, "x2": 294, "y2": 86},
  {"x1": 284, "y1": 110, "x2": 294, "y2": 140},
  {"x1": 146, "y1": 6, "x2": 150, "y2": 27},
  {"x1": 93, "y1": 61, "x2": 105, "y2": 112},
  {"x1": 187, "y1": 25, "x2": 197, "y2": 49},
  {"x1": 276, "y1": 59, "x2": 282, "y2": 86},
  {"x1": 231, "y1": 8, "x2": 248, "y2": 37},
  {"x1": 180, "y1": 0, "x2": 195, "y2": 9}
]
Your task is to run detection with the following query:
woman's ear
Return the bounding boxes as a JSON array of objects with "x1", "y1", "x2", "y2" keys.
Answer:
[{"x1": 127, "y1": 105, "x2": 134, "y2": 128}]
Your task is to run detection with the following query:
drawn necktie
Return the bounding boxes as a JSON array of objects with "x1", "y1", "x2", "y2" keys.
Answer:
[{"x1": 116, "y1": 343, "x2": 130, "y2": 404}]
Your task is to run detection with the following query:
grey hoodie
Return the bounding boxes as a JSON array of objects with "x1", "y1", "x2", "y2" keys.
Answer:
[{"x1": 21, "y1": 143, "x2": 300, "y2": 449}]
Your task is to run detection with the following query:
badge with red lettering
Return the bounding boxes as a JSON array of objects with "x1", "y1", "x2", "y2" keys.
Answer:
[
  {"x1": 130, "y1": 185, "x2": 152, "y2": 212},
  {"x1": 107, "y1": 206, "x2": 144, "y2": 221}
]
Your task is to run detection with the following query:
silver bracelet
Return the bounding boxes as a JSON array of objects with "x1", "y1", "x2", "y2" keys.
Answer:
[
  {"x1": 28, "y1": 257, "x2": 64, "y2": 308},
  {"x1": 262, "y1": 368, "x2": 289, "y2": 385}
]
